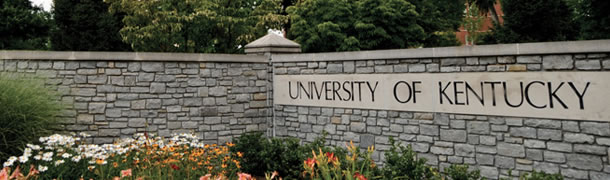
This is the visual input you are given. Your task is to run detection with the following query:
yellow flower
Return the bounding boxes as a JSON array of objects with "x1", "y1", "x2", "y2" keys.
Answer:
[
  {"x1": 96, "y1": 158, "x2": 105, "y2": 165},
  {"x1": 237, "y1": 152, "x2": 243, "y2": 158}
]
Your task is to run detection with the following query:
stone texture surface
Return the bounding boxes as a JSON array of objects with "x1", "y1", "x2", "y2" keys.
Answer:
[
  {"x1": 1, "y1": 60, "x2": 270, "y2": 144},
  {"x1": 3, "y1": 51, "x2": 610, "y2": 180},
  {"x1": 273, "y1": 53, "x2": 610, "y2": 179}
]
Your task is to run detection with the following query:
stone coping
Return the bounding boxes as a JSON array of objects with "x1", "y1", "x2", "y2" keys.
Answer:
[
  {"x1": 273, "y1": 39, "x2": 610, "y2": 62},
  {"x1": 0, "y1": 50, "x2": 268, "y2": 63}
]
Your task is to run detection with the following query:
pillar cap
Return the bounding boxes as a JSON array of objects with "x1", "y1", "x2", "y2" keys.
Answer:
[{"x1": 244, "y1": 33, "x2": 301, "y2": 54}]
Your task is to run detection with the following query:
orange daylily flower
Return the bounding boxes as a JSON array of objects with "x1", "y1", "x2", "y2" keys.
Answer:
[
  {"x1": 121, "y1": 169, "x2": 132, "y2": 177},
  {"x1": 353, "y1": 172, "x2": 367, "y2": 180},
  {"x1": 237, "y1": 173, "x2": 252, "y2": 180},
  {"x1": 304, "y1": 158, "x2": 316, "y2": 169},
  {"x1": 0, "y1": 167, "x2": 8, "y2": 180},
  {"x1": 9, "y1": 166, "x2": 23, "y2": 179},
  {"x1": 27, "y1": 165, "x2": 39, "y2": 177},
  {"x1": 199, "y1": 174, "x2": 212, "y2": 180}
]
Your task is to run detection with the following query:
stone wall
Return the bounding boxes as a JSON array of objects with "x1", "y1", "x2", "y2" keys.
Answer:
[
  {"x1": 3, "y1": 40, "x2": 610, "y2": 180},
  {"x1": 272, "y1": 52, "x2": 610, "y2": 179},
  {"x1": 0, "y1": 53, "x2": 271, "y2": 145}
]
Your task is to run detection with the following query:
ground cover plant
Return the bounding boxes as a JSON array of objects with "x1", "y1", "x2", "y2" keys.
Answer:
[
  {"x1": 0, "y1": 73, "x2": 66, "y2": 162},
  {"x1": 1, "y1": 133, "x2": 244, "y2": 179},
  {"x1": 1, "y1": 131, "x2": 566, "y2": 180}
]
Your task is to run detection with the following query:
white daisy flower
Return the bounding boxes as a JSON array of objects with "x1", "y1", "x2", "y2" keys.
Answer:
[
  {"x1": 38, "y1": 165, "x2": 48, "y2": 172},
  {"x1": 3, "y1": 161, "x2": 12, "y2": 167},
  {"x1": 18, "y1": 155, "x2": 28, "y2": 163},
  {"x1": 54, "y1": 159, "x2": 65, "y2": 166},
  {"x1": 71, "y1": 155, "x2": 81, "y2": 162}
]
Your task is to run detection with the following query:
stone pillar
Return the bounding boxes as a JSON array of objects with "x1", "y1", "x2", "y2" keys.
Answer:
[
  {"x1": 244, "y1": 33, "x2": 301, "y2": 55},
  {"x1": 244, "y1": 33, "x2": 301, "y2": 137}
]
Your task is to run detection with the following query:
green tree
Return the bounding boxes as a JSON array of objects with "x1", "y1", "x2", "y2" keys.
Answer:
[
  {"x1": 52, "y1": 0, "x2": 130, "y2": 51},
  {"x1": 0, "y1": 0, "x2": 52, "y2": 50},
  {"x1": 107, "y1": 0, "x2": 284, "y2": 53},
  {"x1": 287, "y1": 0, "x2": 462, "y2": 52},
  {"x1": 462, "y1": 2, "x2": 485, "y2": 45},
  {"x1": 354, "y1": 0, "x2": 424, "y2": 49},
  {"x1": 287, "y1": 0, "x2": 360, "y2": 52},
  {"x1": 490, "y1": 0, "x2": 578, "y2": 43},
  {"x1": 411, "y1": 0, "x2": 463, "y2": 47},
  {"x1": 467, "y1": 0, "x2": 500, "y2": 25},
  {"x1": 567, "y1": 0, "x2": 610, "y2": 40}
]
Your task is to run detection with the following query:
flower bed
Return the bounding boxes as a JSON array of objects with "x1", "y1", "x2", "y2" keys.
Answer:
[
  {"x1": 1, "y1": 133, "x2": 564, "y2": 180},
  {"x1": 1, "y1": 133, "x2": 248, "y2": 180}
]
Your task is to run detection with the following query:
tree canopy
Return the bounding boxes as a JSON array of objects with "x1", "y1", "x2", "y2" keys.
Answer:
[
  {"x1": 52, "y1": 0, "x2": 130, "y2": 51},
  {"x1": 487, "y1": 0, "x2": 578, "y2": 43},
  {"x1": 0, "y1": 0, "x2": 52, "y2": 50},
  {"x1": 567, "y1": 0, "x2": 610, "y2": 40},
  {"x1": 106, "y1": 0, "x2": 285, "y2": 53},
  {"x1": 287, "y1": 0, "x2": 463, "y2": 52}
]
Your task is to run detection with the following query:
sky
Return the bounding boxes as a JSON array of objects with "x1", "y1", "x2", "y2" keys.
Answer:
[{"x1": 30, "y1": 0, "x2": 53, "y2": 11}]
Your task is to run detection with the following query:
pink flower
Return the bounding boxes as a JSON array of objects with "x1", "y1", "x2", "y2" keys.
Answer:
[
  {"x1": 27, "y1": 165, "x2": 39, "y2": 177},
  {"x1": 9, "y1": 166, "x2": 22, "y2": 179},
  {"x1": 237, "y1": 173, "x2": 252, "y2": 180},
  {"x1": 199, "y1": 174, "x2": 212, "y2": 180},
  {"x1": 0, "y1": 168, "x2": 8, "y2": 180},
  {"x1": 121, "y1": 169, "x2": 132, "y2": 177}
]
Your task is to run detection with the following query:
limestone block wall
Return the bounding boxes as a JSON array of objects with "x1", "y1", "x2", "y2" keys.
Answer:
[
  {"x1": 0, "y1": 52, "x2": 271, "y2": 145},
  {"x1": 272, "y1": 49, "x2": 610, "y2": 179}
]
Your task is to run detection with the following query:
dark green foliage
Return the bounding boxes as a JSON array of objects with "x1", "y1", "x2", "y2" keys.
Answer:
[
  {"x1": 287, "y1": 0, "x2": 358, "y2": 52},
  {"x1": 287, "y1": 0, "x2": 462, "y2": 52},
  {"x1": 0, "y1": 0, "x2": 52, "y2": 50},
  {"x1": 467, "y1": 0, "x2": 500, "y2": 25},
  {"x1": 382, "y1": 137, "x2": 434, "y2": 179},
  {"x1": 231, "y1": 132, "x2": 268, "y2": 176},
  {"x1": 489, "y1": 0, "x2": 578, "y2": 43},
  {"x1": 107, "y1": 0, "x2": 285, "y2": 53},
  {"x1": 231, "y1": 131, "x2": 341, "y2": 179},
  {"x1": 51, "y1": 0, "x2": 130, "y2": 51},
  {"x1": 0, "y1": 73, "x2": 66, "y2": 161},
  {"x1": 442, "y1": 164, "x2": 481, "y2": 180},
  {"x1": 567, "y1": 0, "x2": 610, "y2": 40},
  {"x1": 353, "y1": 0, "x2": 424, "y2": 50},
  {"x1": 519, "y1": 171, "x2": 564, "y2": 180},
  {"x1": 410, "y1": 0, "x2": 463, "y2": 47}
]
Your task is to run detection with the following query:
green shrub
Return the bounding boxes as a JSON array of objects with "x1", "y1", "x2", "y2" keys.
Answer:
[
  {"x1": 442, "y1": 164, "x2": 481, "y2": 180},
  {"x1": 231, "y1": 131, "x2": 342, "y2": 179},
  {"x1": 0, "y1": 73, "x2": 66, "y2": 161},
  {"x1": 382, "y1": 137, "x2": 435, "y2": 179},
  {"x1": 519, "y1": 171, "x2": 564, "y2": 180},
  {"x1": 230, "y1": 132, "x2": 268, "y2": 176}
]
